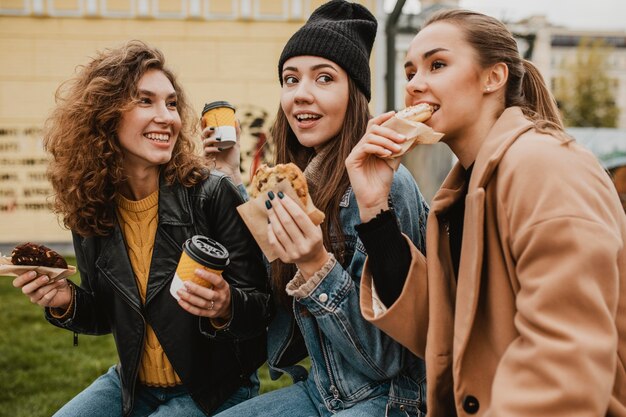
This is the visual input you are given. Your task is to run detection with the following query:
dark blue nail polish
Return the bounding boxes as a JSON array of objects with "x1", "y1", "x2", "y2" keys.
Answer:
[
  {"x1": 216, "y1": 137, "x2": 221, "y2": 141},
  {"x1": 265, "y1": 200, "x2": 272, "y2": 209},
  {"x1": 277, "y1": 191, "x2": 284, "y2": 199},
  {"x1": 268, "y1": 191, "x2": 275, "y2": 200}
]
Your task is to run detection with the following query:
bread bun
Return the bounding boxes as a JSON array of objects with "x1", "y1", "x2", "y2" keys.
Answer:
[
  {"x1": 250, "y1": 163, "x2": 309, "y2": 206},
  {"x1": 11, "y1": 242, "x2": 68, "y2": 268},
  {"x1": 395, "y1": 103, "x2": 433, "y2": 123}
]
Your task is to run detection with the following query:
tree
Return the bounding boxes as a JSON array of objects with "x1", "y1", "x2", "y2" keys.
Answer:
[{"x1": 554, "y1": 38, "x2": 619, "y2": 127}]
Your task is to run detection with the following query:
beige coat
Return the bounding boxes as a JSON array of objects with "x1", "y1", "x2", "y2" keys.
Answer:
[{"x1": 361, "y1": 107, "x2": 626, "y2": 417}]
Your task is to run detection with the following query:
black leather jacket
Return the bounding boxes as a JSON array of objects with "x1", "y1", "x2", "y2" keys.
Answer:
[{"x1": 46, "y1": 172, "x2": 272, "y2": 416}]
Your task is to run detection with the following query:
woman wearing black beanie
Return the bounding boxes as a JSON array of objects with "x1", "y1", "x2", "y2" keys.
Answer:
[{"x1": 212, "y1": 1, "x2": 429, "y2": 416}]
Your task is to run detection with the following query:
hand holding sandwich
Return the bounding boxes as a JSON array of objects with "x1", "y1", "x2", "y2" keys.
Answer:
[
  {"x1": 347, "y1": 104, "x2": 440, "y2": 223},
  {"x1": 265, "y1": 192, "x2": 330, "y2": 280},
  {"x1": 237, "y1": 163, "x2": 325, "y2": 263}
]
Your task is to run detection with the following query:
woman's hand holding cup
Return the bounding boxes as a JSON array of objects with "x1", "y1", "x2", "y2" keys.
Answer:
[
  {"x1": 171, "y1": 236, "x2": 232, "y2": 322},
  {"x1": 176, "y1": 269, "x2": 232, "y2": 321},
  {"x1": 201, "y1": 102, "x2": 242, "y2": 186}
]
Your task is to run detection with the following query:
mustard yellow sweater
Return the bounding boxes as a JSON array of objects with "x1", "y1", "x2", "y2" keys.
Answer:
[{"x1": 116, "y1": 190, "x2": 182, "y2": 387}]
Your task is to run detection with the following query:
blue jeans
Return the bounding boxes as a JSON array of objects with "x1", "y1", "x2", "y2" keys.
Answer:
[
  {"x1": 53, "y1": 365, "x2": 258, "y2": 417},
  {"x1": 214, "y1": 377, "x2": 414, "y2": 417}
]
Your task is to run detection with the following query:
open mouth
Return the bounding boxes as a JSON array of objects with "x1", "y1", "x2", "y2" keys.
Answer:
[
  {"x1": 144, "y1": 133, "x2": 170, "y2": 143},
  {"x1": 295, "y1": 113, "x2": 322, "y2": 122}
]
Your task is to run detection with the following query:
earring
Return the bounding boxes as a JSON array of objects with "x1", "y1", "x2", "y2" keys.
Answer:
[{"x1": 485, "y1": 87, "x2": 491, "y2": 92}]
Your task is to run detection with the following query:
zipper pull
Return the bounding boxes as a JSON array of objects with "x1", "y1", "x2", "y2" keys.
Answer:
[
  {"x1": 73, "y1": 332, "x2": 78, "y2": 346},
  {"x1": 328, "y1": 385, "x2": 344, "y2": 410}
]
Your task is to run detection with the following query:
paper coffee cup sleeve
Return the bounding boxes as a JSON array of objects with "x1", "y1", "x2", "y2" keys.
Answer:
[
  {"x1": 0, "y1": 256, "x2": 76, "y2": 281},
  {"x1": 236, "y1": 181, "x2": 325, "y2": 262},
  {"x1": 380, "y1": 117, "x2": 444, "y2": 170}
]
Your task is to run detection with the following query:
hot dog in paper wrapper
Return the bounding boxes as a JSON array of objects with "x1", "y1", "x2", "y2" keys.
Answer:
[{"x1": 381, "y1": 103, "x2": 444, "y2": 169}]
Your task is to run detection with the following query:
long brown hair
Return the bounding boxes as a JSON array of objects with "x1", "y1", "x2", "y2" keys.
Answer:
[
  {"x1": 269, "y1": 77, "x2": 370, "y2": 305},
  {"x1": 44, "y1": 40, "x2": 207, "y2": 237},
  {"x1": 425, "y1": 9, "x2": 564, "y2": 130}
]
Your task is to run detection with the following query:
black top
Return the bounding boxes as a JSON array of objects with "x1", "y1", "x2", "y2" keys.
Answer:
[
  {"x1": 356, "y1": 209, "x2": 411, "y2": 308},
  {"x1": 446, "y1": 164, "x2": 473, "y2": 279},
  {"x1": 356, "y1": 164, "x2": 474, "y2": 307}
]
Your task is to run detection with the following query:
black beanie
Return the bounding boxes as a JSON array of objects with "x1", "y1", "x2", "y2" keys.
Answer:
[{"x1": 278, "y1": 0, "x2": 377, "y2": 101}]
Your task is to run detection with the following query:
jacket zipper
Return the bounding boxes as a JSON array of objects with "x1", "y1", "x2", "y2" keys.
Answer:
[
  {"x1": 316, "y1": 326, "x2": 341, "y2": 403},
  {"x1": 99, "y1": 267, "x2": 147, "y2": 415},
  {"x1": 129, "y1": 308, "x2": 147, "y2": 414}
]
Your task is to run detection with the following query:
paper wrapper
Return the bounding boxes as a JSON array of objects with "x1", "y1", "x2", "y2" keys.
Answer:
[
  {"x1": 237, "y1": 181, "x2": 325, "y2": 262},
  {"x1": 0, "y1": 256, "x2": 76, "y2": 282},
  {"x1": 380, "y1": 117, "x2": 444, "y2": 170}
]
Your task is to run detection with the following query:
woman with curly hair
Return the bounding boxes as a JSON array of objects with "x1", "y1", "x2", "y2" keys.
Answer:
[{"x1": 12, "y1": 40, "x2": 271, "y2": 417}]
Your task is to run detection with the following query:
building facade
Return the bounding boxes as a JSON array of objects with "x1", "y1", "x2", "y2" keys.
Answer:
[
  {"x1": 391, "y1": 1, "x2": 626, "y2": 202},
  {"x1": 510, "y1": 15, "x2": 626, "y2": 129},
  {"x1": 0, "y1": 0, "x2": 381, "y2": 248},
  {"x1": 1, "y1": 0, "x2": 623, "y2": 248}
]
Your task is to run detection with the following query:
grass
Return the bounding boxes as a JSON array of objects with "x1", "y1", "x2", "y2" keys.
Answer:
[{"x1": 0, "y1": 257, "x2": 303, "y2": 417}]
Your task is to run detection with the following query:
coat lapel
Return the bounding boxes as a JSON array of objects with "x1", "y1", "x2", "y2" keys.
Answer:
[
  {"x1": 469, "y1": 107, "x2": 535, "y2": 191},
  {"x1": 452, "y1": 107, "x2": 534, "y2": 369},
  {"x1": 94, "y1": 179, "x2": 197, "y2": 310},
  {"x1": 145, "y1": 179, "x2": 195, "y2": 306},
  {"x1": 95, "y1": 225, "x2": 143, "y2": 311},
  {"x1": 453, "y1": 187, "x2": 485, "y2": 367},
  {"x1": 427, "y1": 163, "x2": 467, "y2": 358}
]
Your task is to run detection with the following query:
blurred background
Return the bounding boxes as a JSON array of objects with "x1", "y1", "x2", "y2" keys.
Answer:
[
  {"x1": 0, "y1": 1, "x2": 625, "y2": 415},
  {"x1": 0, "y1": 0, "x2": 625, "y2": 252}
]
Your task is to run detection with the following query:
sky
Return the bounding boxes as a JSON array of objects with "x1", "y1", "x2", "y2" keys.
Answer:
[{"x1": 385, "y1": 0, "x2": 626, "y2": 31}]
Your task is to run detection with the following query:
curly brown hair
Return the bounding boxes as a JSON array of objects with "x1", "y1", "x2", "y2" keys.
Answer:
[{"x1": 44, "y1": 40, "x2": 207, "y2": 237}]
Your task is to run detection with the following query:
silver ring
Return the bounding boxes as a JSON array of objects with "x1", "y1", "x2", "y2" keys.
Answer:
[{"x1": 208, "y1": 300, "x2": 215, "y2": 310}]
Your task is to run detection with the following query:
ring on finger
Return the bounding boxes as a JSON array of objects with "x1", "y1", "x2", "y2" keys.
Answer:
[{"x1": 208, "y1": 300, "x2": 215, "y2": 310}]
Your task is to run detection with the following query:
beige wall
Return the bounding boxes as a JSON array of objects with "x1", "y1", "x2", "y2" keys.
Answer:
[
  {"x1": 0, "y1": 0, "x2": 379, "y2": 244},
  {"x1": 0, "y1": 16, "x2": 297, "y2": 243},
  {"x1": 0, "y1": 15, "x2": 307, "y2": 126}
]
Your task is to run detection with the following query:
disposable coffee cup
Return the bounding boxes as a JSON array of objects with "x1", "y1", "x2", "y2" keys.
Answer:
[
  {"x1": 201, "y1": 101, "x2": 237, "y2": 150},
  {"x1": 170, "y1": 235, "x2": 230, "y2": 301}
]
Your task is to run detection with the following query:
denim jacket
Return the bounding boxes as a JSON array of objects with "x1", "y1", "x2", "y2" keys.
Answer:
[{"x1": 263, "y1": 165, "x2": 429, "y2": 416}]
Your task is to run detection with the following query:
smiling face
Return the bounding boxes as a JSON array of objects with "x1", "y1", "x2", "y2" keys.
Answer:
[
  {"x1": 280, "y1": 55, "x2": 350, "y2": 150},
  {"x1": 404, "y1": 22, "x2": 491, "y2": 143},
  {"x1": 116, "y1": 69, "x2": 181, "y2": 174}
]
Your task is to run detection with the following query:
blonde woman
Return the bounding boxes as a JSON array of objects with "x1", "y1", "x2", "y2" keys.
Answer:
[{"x1": 347, "y1": 9, "x2": 626, "y2": 417}]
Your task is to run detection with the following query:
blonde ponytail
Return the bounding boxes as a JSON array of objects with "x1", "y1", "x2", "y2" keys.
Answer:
[{"x1": 521, "y1": 60, "x2": 564, "y2": 129}]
